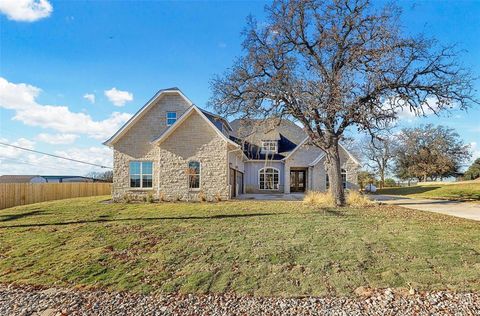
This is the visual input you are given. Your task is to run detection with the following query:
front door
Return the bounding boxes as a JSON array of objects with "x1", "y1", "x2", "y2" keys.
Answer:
[
  {"x1": 230, "y1": 168, "x2": 236, "y2": 198},
  {"x1": 290, "y1": 170, "x2": 306, "y2": 192}
]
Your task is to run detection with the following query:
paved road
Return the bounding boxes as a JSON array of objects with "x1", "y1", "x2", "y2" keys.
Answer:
[{"x1": 371, "y1": 195, "x2": 480, "y2": 221}]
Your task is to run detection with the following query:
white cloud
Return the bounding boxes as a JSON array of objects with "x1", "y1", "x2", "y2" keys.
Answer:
[
  {"x1": 83, "y1": 93, "x2": 95, "y2": 104},
  {"x1": 36, "y1": 133, "x2": 79, "y2": 145},
  {"x1": 0, "y1": 0, "x2": 52, "y2": 22},
  {"x1": 0, "y1": 137, "x2": 35, "y2": 159},
  {"x1": 470, "y1": 142, "x2": 480, "y2": 162},
  {"x1": 54, "y1": 146, "x2": 112, "y2": 170},
  {"x1": 384, "y1": 96, "x2": 447, "y2": 123},
  {"x1": 104, "y1": 87, "x2": 133, "y2": 107},
  {"x1": 0, "y1": 137, "x2": 112, "y2": 175},
  {"x1": 0, "y1": 77, "x2": 132, "y2": 140}
]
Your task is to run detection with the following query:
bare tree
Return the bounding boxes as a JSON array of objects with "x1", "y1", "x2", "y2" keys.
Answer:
[
  {"x1": 85, "y1": 170, "x2": 113, "y2": 182},
  {"x1": 362, "y1": 135, "x2": 396, "y2": 188},
  {"x1": 210, "y1": 0, "x2": 477, "y2": 206}
]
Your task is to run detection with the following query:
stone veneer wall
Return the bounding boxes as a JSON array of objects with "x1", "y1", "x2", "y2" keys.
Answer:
[
  {"x1": 112, "y1": 108, "x2": 230, "y2": 202},
  {"x1": 158, "y1": 111, "x2": 230, "y2": 202},
  {"x1": 112, "y1": 93, "x2": 191, "y2": 201}
]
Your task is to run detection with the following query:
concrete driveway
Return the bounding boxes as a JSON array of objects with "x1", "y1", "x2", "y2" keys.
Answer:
[{"x1": 370, "y1": 195, "x2": 480, "y2": 221}]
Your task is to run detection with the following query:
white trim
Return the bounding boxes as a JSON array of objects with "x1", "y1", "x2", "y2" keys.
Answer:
[
  {"x1": 258, "y1": 166, "x2": 280, "y2": 190},
  {"x1": 261, "y1": 140, "x2": 278, "y2": 154},
  {"x1": 245, "y1": 159, "x2": 285, "y2": 163},
  {"x1": 339, "y1": 143, "x2": 361, "y2": 165},
  {"x1": 103, "y1": 89, "x2": 193, "y2": 147},
  {"x1": 282, "y1": 137, "x2": 309, "y2": 161},
  {"x1": 128, "y1": 160, "x2": 154, "y2": 189},
  {"x1": 151, "y1": 105, "x2": 240, "y2": 148},
  {"x1": 166, "y1": 111, "x2": 177, "y2": 126},
  {"x1": 325, "y1": 168, "x2": 347, "y2": 190},
  {"x1": 309, "y1": 153, "x2": 326, "y2": 167},
  {"x1": 282, "y1": 137, "x2": 360, "y2": 166}
]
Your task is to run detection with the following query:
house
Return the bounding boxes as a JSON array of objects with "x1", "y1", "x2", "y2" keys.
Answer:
[
  {"x1": 0, "y1": 175, "x2": 102, "y2": 183},
  {"x1": 104, "y1": 88, "x2": 359, "y2": 202}
]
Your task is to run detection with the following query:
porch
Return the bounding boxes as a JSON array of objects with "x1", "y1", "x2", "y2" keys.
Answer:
[{"x1": 236, "y1": 193, "x2": 305, "y2": 201}]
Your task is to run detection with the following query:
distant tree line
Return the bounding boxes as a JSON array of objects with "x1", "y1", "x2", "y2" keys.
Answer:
[
  {"x1": 85, "y1": 170, "x2": 113, "y2": 182},
  {"x1": 463, "y1": 158, "x2": 480, "y2": 180},
  {"x1": 361, "y1": 124, "x2": 472, "y2": 186}
]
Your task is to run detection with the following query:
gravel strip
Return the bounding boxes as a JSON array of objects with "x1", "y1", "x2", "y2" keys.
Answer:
[{"x1": 0, "y1": 284, "x2": 478, "y2": 316}]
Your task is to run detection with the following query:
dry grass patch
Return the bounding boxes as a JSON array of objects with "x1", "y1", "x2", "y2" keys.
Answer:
[
  {"x1": 0, "y1": 196, "x2": 478, "y2": 297},
  {"x1": 304, "y1": 190, "x2": 373, "y2": 207},
  {"x1": 303, "y1": 191, "x2": 335, "y2": 207}
]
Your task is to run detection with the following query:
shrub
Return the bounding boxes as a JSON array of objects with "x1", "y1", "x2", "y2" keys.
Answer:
[
  {"x1": 384, "y1": 178, "x2": 398, "y2": 187},
  {"x1": 303, "y1": 191, "x2": 335, "y2": 207},
  {"x1": 303, "y1": 190, "x2": 373, "y2": 207},
  {"x1": 147, "y1": 193, "x2": 154, "y2": 203},
  {"x1": 198, "y1": 191, "x2": 207, "y2": 202},
  {"x1": 346, "y1": 190, "x2": 374, "y2": 207},
  {"x1": 159, "y1": 192, "x2": 166, "y2": 202}
]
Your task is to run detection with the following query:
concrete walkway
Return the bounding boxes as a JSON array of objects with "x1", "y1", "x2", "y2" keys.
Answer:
[
  {"x1": 237, "y1": 193, "x2": 305, "y2": 201},
  {"x1": 370, "y1": 195, "x2": 480, "y2": 221}
]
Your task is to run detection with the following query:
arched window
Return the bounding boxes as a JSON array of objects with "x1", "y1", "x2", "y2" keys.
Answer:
[
  {"x1": 326, "y1": 169, "x2": 347, "y2": 189},
  {"x1": 259, "y1": 167, "x2": 279, "y2": 190},
  {"x1": 187, "y1": 161, "x2": 201, "y2": 189}
]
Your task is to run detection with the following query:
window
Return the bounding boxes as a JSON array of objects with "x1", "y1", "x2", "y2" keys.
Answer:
[
  {"x1": 187, "y1": 161, "x2": 201, "y2": 189},
  {"x1": 259, "y1": 167, "x2": 279, "y2": 190},
  {"x1": 166, "y1": 112, "x2": 177, "y2": 126},
  {"x1": 261, "y1": 140, "x2": 278, "y2": 153},
  {"x1": 129, "y1": 161, "x2": 153, "y2": 188},
  {"x1": 326, "y1": 169, "x2": 347, "y2": 190}
]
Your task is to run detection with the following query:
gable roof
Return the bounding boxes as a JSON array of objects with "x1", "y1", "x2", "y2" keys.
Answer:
[
  {"x1": 103, "y1": 88, "x2": 193, "y2": 147},
  {"x1": 151, "y1": 105, "x2": 240, "y2": 148},
  {"x1": 230, "y1": 118, "x2": 305, "y2": 160},
  {"x1": 282, "y1": 137, "x2": 361, "y2": 166}
]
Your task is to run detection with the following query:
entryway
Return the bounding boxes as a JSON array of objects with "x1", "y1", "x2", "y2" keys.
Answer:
[
  {"x1": 229, "y1": 168, "x2": 244, "y2": 198},
  {"x1": 290, "y1": 169, "x2": 306, "y2": 192},
  {"x1": 237, "y1": 193, "x2": 305, "y2": 201}
]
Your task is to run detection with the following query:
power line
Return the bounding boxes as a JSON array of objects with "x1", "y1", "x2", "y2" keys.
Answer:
[
  {"x1": 0, "y1": 142, "x2": 112, "y2": 169},
  {"x1": 0, "y1": 156, "x2": 89, "y2": 173}
]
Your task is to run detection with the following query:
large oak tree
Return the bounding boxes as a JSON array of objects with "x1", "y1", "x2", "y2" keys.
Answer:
[
  {"x1": 210, "y1": 0, "x2": 477, "y2": 206},
  {"x1": 394, "y1": 125, "x2": 471, "y2": 182}
]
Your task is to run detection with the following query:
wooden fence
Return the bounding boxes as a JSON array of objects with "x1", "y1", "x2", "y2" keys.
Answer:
[{"x1": 0, "y1": 183, "x2": 112, "y2": 210}]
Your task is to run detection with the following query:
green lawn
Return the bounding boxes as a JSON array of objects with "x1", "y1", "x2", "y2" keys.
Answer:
[
  {"x1": 0, "y1": 196, "x2": 479, "y2": 297},
  {"x1": 376, "y1": 183, "x2": 480, "y2": 201}
]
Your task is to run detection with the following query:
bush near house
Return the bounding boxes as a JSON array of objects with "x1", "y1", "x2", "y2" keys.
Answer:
[{"x1": 0, "y1": 196, "x2": 478, "y2": 296}]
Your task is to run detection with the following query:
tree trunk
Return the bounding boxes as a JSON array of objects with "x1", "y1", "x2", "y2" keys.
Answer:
[
  {"x1": 325, "y1": 139, "x2": 346, "y2": 207},
  {"x1": 380, "y1": 169, "x2": 385, "y2": 188}
]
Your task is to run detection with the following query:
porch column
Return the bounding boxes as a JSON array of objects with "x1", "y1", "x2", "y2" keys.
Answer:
[{"x1": 284, "y1": 163, "x2": 290, "y2": 194}]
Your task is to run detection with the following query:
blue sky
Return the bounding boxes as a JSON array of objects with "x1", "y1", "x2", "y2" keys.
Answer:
[{"x1": 0, "y1": 0, "x2": 479, "y2": 175}]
